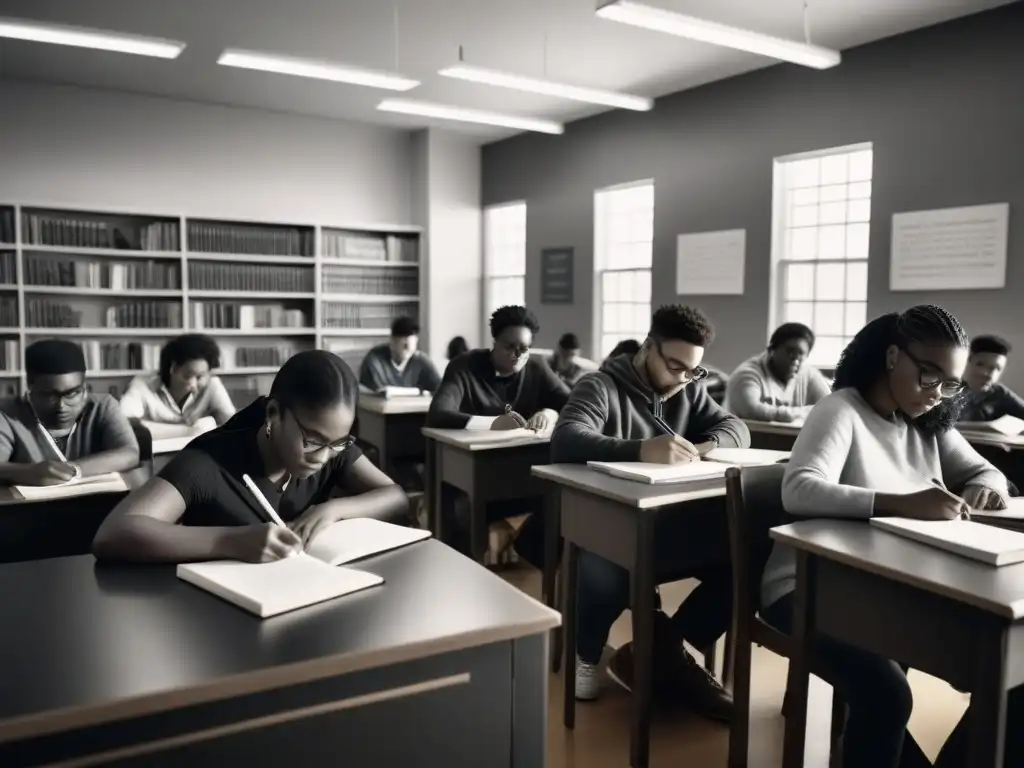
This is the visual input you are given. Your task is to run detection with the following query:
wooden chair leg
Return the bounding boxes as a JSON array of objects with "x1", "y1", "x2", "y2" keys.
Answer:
[
  {"x1": 828, "y1": 693, "x2": 846, "y2": 768},
  {"x1": 551, "y1": 564, "x2": 564, "y2": 674},
  {"x1": 563, "y1": 541, "x2": 579, "y2": 730},
  {"x1": 727, "y1": 626, "x2": 753, "y2": 767}
]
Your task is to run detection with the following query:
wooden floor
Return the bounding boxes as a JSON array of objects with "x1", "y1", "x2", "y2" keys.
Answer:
[{"x1": 500, "y1": 566, "x2": 970, "y2": 768}]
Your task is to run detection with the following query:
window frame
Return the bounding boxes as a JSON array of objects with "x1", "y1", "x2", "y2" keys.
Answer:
[{"x1": 482, "y1": 200, "x2": 527, "y2": 341}]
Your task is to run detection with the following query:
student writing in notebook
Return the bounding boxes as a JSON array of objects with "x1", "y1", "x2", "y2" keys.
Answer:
[
  {"x1": 0, "y1": 340, "x2": 139, "y2": 485},
  {"x1": 549, "y1": 306, "x2": 749, "y2": 717},
  {"x1": 119, "y1": 334, "x2": 236, "y2": 426},
  {"x1": 959, "y1": 334, "x2": 1024, "y2": 422},
  {"x1": 359, "y1": 317, "x2": 442, "y2": 394},
  {"x1": 725, "y1": 322, "x2": 831, "y2": 423},
  {"x1": 92, "y1": 351, "x2": 409, "y2": 564},
  {"x1": 760, "y1": 305, "x2": 1018, "y2": 768}
]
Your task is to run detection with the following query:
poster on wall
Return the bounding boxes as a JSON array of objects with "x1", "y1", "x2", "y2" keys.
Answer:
[
  {"x1": 540, "y1": 247, "x2": 574, "y2": 304},
  {"x1": 890, "y1": 203, "x2": 1009, "y2": 291},
  {"x1": 675, "y1": 229, "x2": 746, "y2": 295}
]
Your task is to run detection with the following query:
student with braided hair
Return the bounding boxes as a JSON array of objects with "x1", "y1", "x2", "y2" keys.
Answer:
[{"x1": 761, "y1": 305, "x2": 1016, "y2": 768}]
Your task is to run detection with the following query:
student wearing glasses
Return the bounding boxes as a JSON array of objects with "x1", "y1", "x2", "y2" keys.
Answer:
[
  {"x1": 93, "y1": 350, "x2": 408, "y2": 564},
  {"x1": 0, "y1": 339, "x2": 139, "y2": 486},
  {"x1": 550, "y1": 306, "x2": 749, "y2": 718},
  {"x1": 761, "y1": 306, "x2": 1016, "y2": 768}
]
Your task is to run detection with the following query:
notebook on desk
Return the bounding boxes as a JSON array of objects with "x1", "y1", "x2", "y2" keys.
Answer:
[
  {"x1": 959, "y1": 415, "x2": 1024, "y2": 437},
  {"x1": 142, "y1": 417, "x2": 216, "y2": 440},
  {"x1": 12, "y1": 472, "x2": 128, "y2": 501},
  {"x1": 971, "y1": 497, "x2": 1024, "y2": 532},
  {"x1": 304, "y1": 518, "x2": 431, "y2": 566},
  {"x1": 459, "y1": 428, "x2": 548, "y2": 444},
  {"x1": 587, "y1": 461, "x2": 729, "y2": 485},
  {"x1": 869, "y1": 516, "x2": 1024, "y2": 567},
  {"x1": 703, "y1": 448, "x2": 790, "y2": 466}
]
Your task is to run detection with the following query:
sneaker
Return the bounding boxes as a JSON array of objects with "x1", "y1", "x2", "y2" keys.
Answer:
[
  {"x1": 665, "y1": 645, "x2": 734, "y2": 723},
  {"x1": 575, "y1": 657, "x2": 602, "y2": 701}
]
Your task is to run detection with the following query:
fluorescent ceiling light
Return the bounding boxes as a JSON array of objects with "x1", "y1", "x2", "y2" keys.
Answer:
[
  {"x1": 438, "y1": 64, "x2": 652, "y2": 112},
  {"x1": 0, "y1": 17, "x2": 185, "y2": 58},
  {"x1": 378, "y1": 99, "x2": 563, "y2": 135},
  {"x1": 218, "y1": 49, "x2": 419, "y2": 91},
  {"x1": 596, "y1": 0, "x2": 841, "y2": 70}
]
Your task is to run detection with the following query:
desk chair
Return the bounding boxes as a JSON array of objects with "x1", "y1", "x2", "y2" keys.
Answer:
[
  {"x1": 129, "y1": 420, "x2": 154, "y2": 472},
  {"x1": 725, "y1": 465, "x2": 845, "y2": 768}
]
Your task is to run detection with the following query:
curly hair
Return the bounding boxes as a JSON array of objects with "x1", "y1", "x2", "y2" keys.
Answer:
[
  {"x1": 970, "y1": 334, "x2": 1011, "y2": 357},
  {"x1": 489, "y1": 305, "x2": 540, "y2": 338},
  {"x1": 769, "y1": 322, "x2": 815, "y2": 351},
  {"x1": 159, "y1": 334, "x2": 221, "y2": 386},
  {"x1": 649, "y1": 305, "x2": 715, "y2": 347},
  {"x1": 833, "y1": 305, "x2": 969, "y2": 433}
]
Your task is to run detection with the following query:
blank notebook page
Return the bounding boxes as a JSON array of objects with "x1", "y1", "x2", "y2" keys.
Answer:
[{"x1": 305, "y1": 518, "x2": 431, "y2": 566}]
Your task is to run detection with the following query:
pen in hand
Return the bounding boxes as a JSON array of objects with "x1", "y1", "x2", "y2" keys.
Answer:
[
  {"x1": 931, "y1": 477, "x2": 970, "y2": 520},
  {"x1": 504, "y1": 404, "x2": 529, "y2": 429}
]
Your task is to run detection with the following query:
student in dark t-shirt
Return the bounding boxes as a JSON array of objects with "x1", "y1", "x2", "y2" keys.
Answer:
[{"x1": 93, "y1": 351, "x2": 409, "y2": 563}]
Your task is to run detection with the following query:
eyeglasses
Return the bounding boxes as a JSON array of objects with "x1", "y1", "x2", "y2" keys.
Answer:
[
  {"x1": 30, "y1": 385, "x2": 86, "y2": 407},
  {"x1": 899, "y1": 347, "x2": 966, "y2": 399},
  {"x1": 288, "y1": 410, "x2": 355, "y2": 456},
  {"x1": 651, "y1": 337, "x2": 709, "y2": 382},
  {"x1": 499, "y1": 340, "x2": 531, "y2": 357}
]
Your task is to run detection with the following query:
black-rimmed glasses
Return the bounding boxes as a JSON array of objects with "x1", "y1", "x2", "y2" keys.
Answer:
[
  {"x1": 651, "y1": 337, "x2": 709, "y2": 382},
  {"x1": 899, "y1": 346, "x2": 966, "y2": 399},
  {"x1": 288, "y1": 410, "x2": 355, "y2": 456}
]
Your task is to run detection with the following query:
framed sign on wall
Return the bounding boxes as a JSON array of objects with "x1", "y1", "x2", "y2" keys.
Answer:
[{"x1": 540, "y1": 247, "x2": 574, "y2": 304}]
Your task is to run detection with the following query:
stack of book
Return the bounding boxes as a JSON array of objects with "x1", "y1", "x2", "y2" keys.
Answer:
[
  {"x1": 190, "y1": 303, "x2": 308, "y2": 330},
  {"x1": 25, "y1": 256, "x2": 180, "y2": 290},
  {"x1": 321, "y1": 264, "x2": 419, "y2": 296},
  {"x1": 189, "y1": 262, "x2": 313, "y2": 292},
  {"x1": 188, "y1": 221, "x2": 313, "y2": 256},
  {"x1": 322, "y1": 302, "x2": 418, "y2": 330}
]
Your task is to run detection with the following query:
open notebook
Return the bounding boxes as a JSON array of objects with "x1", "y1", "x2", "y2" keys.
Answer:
[
  {"x1": 143, "y1": 417, "x2": 217, "y2": 441},
  {"x1": 379, "y1": 386, "x2": 423, "y2": 399},
  {"x1": 177, "y1": 519, "x2": 431, "y2": 618},
  {"x1": 12, "y1": 472, "x2": 128, "y2": 502},
  {"x1": 460, "y1": 428, "x2": 549, "y2": 445},
  {"x1": 870, "y1": 516, "x2": 1024, "y2": 567},
  {"x1": 704, "y1": 448, "x2": 790, "y2": 466},
  {"x1": 971, "y1": 497, "x2": 1024, "y2": 532},
  {"x1": 587, "y1": 461, "x2": 729, "y2": 485},
  {"x1": 960, "y1": 415, "x2": 1024, "y2": 437}
]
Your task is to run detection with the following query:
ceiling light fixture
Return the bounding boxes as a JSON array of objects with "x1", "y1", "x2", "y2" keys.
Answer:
[
  {"x1": 0, "y1": 16, "x2": 185, "y2": 58},
  {"x1": 377, "y1": 99, "x2": 564, "y2": 135},
  {"x1": 217, "y1": 49, "x2": 419, "y2": 91},
  {"x1": 439, "y1": 63, "x2": 652, "y2": 111},
  {"x1": 595, "y1": 0, "x2": 841, "y2": 70}
]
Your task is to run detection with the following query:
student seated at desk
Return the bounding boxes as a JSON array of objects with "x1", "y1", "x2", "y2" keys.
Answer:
[
  {"x1": 725, "y1": 322, "x2": 831, "y2": 422},
  {"x1": 119, "y1": 334, "x2": 235, "y2": 426},
  {"x1": 359, "y1": 317, "x2": 442, "y2": 394},
  {"x1": 446, "y1": 335, "x2": 469, "y2": 361},
  {"x1": 0, "y1": 340, "x2": 140, "y2": 485},
  {"x1": 761, "y1": 305, "x2": 1020, "y2": 768},
  {"x1": 960, "y1": 334, "x2": 1024, "y2": 422},
  {"x1": 550, "y1": 305, "x2": 749, "y2": 716},
  {"x1": 92, "y1": 350, "x2": 409, "y2": 563},
  {"x1": 603, "y1": 338, "x2": 640, "y2": 365},
  {"x1": 549, "y1": 333, "x2": 586, "y2": 388}
]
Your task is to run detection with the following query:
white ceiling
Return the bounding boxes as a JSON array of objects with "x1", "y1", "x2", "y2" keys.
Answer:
[{"x1": 0, "y1": 0, "x2": 1015, "y2": 142}]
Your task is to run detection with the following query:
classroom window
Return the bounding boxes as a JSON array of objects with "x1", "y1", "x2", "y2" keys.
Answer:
[
  {"x1": 595, "y1": 181, "x2": 654, "y2": 358},
  {"x1": 770, "y1": 144, "x2": 873, "y2": 368},
  {"x1": 483, "y1": 202, "x2": 527, "y2": 331}
]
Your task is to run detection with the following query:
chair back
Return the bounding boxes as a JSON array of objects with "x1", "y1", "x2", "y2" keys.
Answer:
[{"x1": 129, "y1": 419, "x2": 153, "y2": 465}]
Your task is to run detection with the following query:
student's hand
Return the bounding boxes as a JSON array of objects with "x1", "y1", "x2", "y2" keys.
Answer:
[
  {"x1": 525, "y1": 409, "x2": 558, "y2": 434},
  {"x1": 961, "y1": 485, "x2": 1008, "y2": 511},
  {"x1": 289, "y1": 504, "x2": 338, "y2": 549},
  {"x1": 21, "y1": 461, "x2": 78, "y2": 486},
  {"x1": 226, "y1": 524, "x2": 302, "y2": 563},
  {"x1": 895, "y1": 487, "x2": 970, "y2": 521},
  {"x1": 491, "y1": 412, "x2": 527, "y2": 430},
  {"x1": 694, "y1": 441, "x2": 717, "y2": 456},
  {"x1": 639, "y1": 434, "x2": 700, "y2": 465}
]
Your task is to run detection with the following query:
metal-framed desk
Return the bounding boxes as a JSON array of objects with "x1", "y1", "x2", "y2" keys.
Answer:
[
  {"x1": 422, "y1": 428, "x2": 551, "y2": 562},
  {"x1": 532, "y1": 463, "x2": 728, "y2": 768},
  {"x1": 356, "y1": 395, "x2": 432, "y2": 479},
  {"x1": 774, "y1": 520, "x2": 1024, "y2": 768},
  {"x1": 0, "y1": 539, "x2": 559, "y2": 767}
]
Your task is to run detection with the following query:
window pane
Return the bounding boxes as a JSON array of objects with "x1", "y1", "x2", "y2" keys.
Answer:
[
  {"x1": 617, "y1": 304, "x2": 632, "y2": 332},
  {"x1": 787, "y1": 227, "x2": 817, "y2": 260},
  {"x1": 786, "y1": 264, "x2": 815, "y2": 300},
  {"x1": 848, "y1": 150, "x2": 873, "y2": 182},
  {"x1": 848, "y1": 199, "x2": 871, "y2": 223},
  {"x1": 786, "y1": 158, "x2": 820, "y2": 188},
  {"x1": 628, "y1": 212, "x2": 653, "y2": 243},
  {"x1": 603, "y1": 270, "x2": 618, "y2": 297},
  {"x1": 618, "y1": 270, "x2": 635, "y2": 298},
  {"x1": 818, "y1": 225, "x2": 846, "y2": 260},
  {"x1": 848, "y1": 181, "x2": 871, "y2": 199},
  {"x1": 820, "y1": 154, "x2": 849, "y2": 184},
  {"x1": 819, "y1": 201, "x2": 846, "y2": 225},
  {"x1": 846, "y1": 262, "x2": 868, "y2": 301},
  {"x1": 819, "y1": 184, "x2": 847, "y2": 203},
  {"x1": 603, "y1": 303, "x2": 617, "y2": 333},
  {"x1": 815, "y1": 263, "x2": 845, "y2": 301},
  {"x1": 785, "y1": 302, "x2": 814, "y2": 326},
  {"x1": 632, "y1": 304, "x2": 649, "y2": 333},
  {"x1": 846, "y1": 223, "x2": 870, "y2": 260},
  {"x1": 635, "y1": 271, "x2": 651, "y2": 303},
  {"x1": 811, "y1": 337, "x2": 845, "y2": 368},
  {"x1": 792, "y1": 187, "x2": 819, "y2": 206},
  {"x1": 815, "y1": 302, "x2": 845, "y2": 335},
  {"x1": 792, "y1": 206, "x2": 818, "y2": 227},
  {"x1": 845, "y1": 302, "x2": 867, "y2": 336}
]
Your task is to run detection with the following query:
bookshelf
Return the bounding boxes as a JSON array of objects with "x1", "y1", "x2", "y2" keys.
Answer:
[{"x1": 0, "y1": 204, "x2": 423, "y2": 400}]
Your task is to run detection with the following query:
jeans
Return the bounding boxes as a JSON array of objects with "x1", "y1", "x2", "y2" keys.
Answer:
[{"x1": 574, "y1": 498, "x2": 732, "y2": 663}]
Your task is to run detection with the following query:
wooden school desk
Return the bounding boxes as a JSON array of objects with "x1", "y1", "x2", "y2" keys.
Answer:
[
  {"x1": 356, "y1": 395, "x2": 432, "y2": 479},
  {"x1": 0, "y1": 539, "x2": 559, "y2": 768},
  {"x1": 532, "y1": 463, "x2": 728, "y2": 768},
  {"x1": 743, "y1": 420, "x2": 802, "y2": 451},
  {"x1": 958, "y1": 428, "x2": 1024, "y2": 488},
  {"x1": 773, "y1": 520, "x2": 1024, "y2": 768},
  {"x1": 422, "y1": 428, "x2": 551, "y2": 562}
]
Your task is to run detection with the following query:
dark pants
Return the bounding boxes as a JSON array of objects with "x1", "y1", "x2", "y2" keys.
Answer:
[
  {"x1": 440, "y1": 485, "x2": 543, "y2": 557},
  {"x1": 575, "y1": 499, "x2": 732, "y2": 664}
]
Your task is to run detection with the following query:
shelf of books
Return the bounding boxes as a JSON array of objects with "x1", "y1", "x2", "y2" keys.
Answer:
[{"x1": 0, "y1": 204, "x2": 422, "y2": 398}]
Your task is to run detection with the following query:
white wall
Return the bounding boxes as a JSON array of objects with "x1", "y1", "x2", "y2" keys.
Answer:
[{"x1": 0, "y1": 80, "x2": 414, "y2": 225}]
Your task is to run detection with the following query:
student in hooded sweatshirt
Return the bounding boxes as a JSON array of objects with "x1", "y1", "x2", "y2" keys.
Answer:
[
  {"x1": 959, "y1": 334, "x2": 1024, "y2": 423},
  {"x1": 726, "y1": 322, "x2": 831, "y2": 423},
  {"x1": 761, "y1": 305, "x2": 1019, "y2": 768},
  {"x1": 359, "y1": 317, "x2": 442, "y2": 394},
  {"x1": 550, "y1": 305, "x2": 749, "y2": 718}
]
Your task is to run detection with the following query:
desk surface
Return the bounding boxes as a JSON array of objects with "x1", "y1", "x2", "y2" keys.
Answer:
[
  {"x1": 957, "y1": 428, "x2": 1024, "y2": 450},
  {"x1": 532, "y1": 463, "x2": 726, "y2": 509},
  {"x1": 358, "y1": 395, "x2": 433, "y2": 415},
  {"x1": 772, "y1": 520, "x2": 1024, "y2": 620},
  {"x1": 743, "y1": 419, "x2": 803, "y2": 436},
  {"x1": 0, "y1": 470, "x2": 145, "y2": 507},
  {"x1": 0, "y1": 539, "x2": 559, "y2": 744},
  {"x1": 422, "y1": 427, "x2": 551, "y2": 451}
]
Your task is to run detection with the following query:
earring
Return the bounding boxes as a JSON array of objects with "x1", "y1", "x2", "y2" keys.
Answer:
[{"x1": 265, "y1": 423, "x2": 272, "y2": 438}]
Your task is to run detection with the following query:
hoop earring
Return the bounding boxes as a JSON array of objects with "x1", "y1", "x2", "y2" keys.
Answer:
[{"x1": 265, "y1": 423, "x2": 272, "y2": 438}]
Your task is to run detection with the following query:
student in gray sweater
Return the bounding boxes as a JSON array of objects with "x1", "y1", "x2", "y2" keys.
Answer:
[
  {"x1": 725, "y1": 322, "x2": 831, "y2": 422},
  {"x1": 959, "y1": 334, "x2": 1024, "y2": 422},
  {"x1": 358, "y1": 317, "x2": 442, "y2": 394},
  {"x1": 551, "y1": 305, "x2": 749, "y2": 719},
  {"x1": 761, "y1": 305, "x2": 1020, "y2": 768}
]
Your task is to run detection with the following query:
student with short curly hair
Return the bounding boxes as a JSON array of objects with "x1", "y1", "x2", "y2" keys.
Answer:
[
  {"x1": 359, "y1": 316, "x2": 442, "y2": 393},
  {"x1": 960, "y1": 334, "x2": 1024, "y2": 422}
]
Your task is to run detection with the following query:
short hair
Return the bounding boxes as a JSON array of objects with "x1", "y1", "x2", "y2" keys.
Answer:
[
  {"x1": 971, "y1": 334, "x2": 1011, "y2": 357},
  {"x1": 769, "y1": 322, "x2": 815, "y2": 351},
  {"x1": 446, "y1": 336, "x2": 469, "y2": 360},
  {"x1": 649, "y1": 305, "x2": 715, "y2": 347},
  {"x1": 558, "y1": 333, "x2": 580, "y2": 351},
  {"x1": 833, "y1": 305, "x2": 968, "y2": 433},
  {"x1": 489, "y1": 305, "x2": 540, "y2": 338},
  {"x1": 390, "y1": 316, "x2": 420, "y2": 338},
  {"x1": 159, "y1": 334, "x2": 221, "y2": 386},
  {"x1": 270, "y1": 350, "x2": 358, "y2": 411},
  {"x1": 608, "y1": 339, "x2": 641, "y2": 359},
  {"x1": 26, "y1": 339, "x2": 86, "y2": 383}
]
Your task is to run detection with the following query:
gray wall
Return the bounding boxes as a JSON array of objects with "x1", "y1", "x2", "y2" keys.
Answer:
[{"x1": 482, "y1": 3, "x2": 1024, "y2": 388}]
